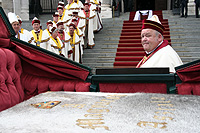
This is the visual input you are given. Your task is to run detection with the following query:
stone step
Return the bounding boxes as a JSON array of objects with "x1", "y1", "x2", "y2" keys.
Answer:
[
  {"x1": 83, "y1": 48, "x2": 117, "y2": 53},
  {"x1": 82, "y1": 53, "x2": 116, "y2": 58},
  {"x1": 82, "y1": 58, "x2": 115, "y2": 63},
  {"x1": 82, "y1": 62, "x2": 114, "y2": 68}
]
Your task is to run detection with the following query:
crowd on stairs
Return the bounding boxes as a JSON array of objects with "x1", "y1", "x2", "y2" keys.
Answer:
[{"x1": 7, "y1": 0, "x2": 103, "y2": 64}]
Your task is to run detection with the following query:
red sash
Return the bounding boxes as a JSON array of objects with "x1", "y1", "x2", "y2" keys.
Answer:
[
  {"x1": 83, "y1": 10, "x2": 90, "y2": 21},
  {"x1": 58, "y1": 31, "x2": 65, "y2": 41},
  {"x1": 136, "y1": 40, "x2": 169, "y2": 68}
]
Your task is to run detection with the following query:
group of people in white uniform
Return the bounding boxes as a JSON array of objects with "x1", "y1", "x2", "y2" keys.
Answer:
[{"x1": 8, "y1": 0, "x2": 102, "y2": 64}]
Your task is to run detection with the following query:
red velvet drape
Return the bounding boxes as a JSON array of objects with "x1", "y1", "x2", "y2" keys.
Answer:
[{"x1": 176, "y1": 62, "x2": 200, "y2": 95}]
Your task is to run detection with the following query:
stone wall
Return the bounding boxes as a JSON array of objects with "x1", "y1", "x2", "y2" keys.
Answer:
[{"x1": 1, "y1": 0, "x2": 29, "y2": 21}]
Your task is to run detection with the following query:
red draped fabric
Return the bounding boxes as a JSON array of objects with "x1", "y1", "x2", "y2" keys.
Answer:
[
  {"x1": 176, "y1": 61, "x2": 200, "y2": 95},
  {"x1": 0, "y1": 7, "x2": 91, "y2": 111}
]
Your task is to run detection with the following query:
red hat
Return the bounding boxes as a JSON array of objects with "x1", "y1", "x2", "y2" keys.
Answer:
[
  {"x1": 53, "y1": 12, "x2": 59, "y2": 17},
  {"x1": 69, "y1": 23, "x2": 76, "y2": 29},
  {"x1": 57, "y1": 5, "x2": 63, "y2": 10},
  {"x1": 56, "y1": 21, "x2": 63, "y2": 27},
  {"x1": 32, "y1": 17, "x2": 40, "y2": 25},
  {"x1": 84, "y1": 3, "x2": 89, "y2": 6},
  {"x1": 46, "y1": 20, "x2": 53, "y2": 26},
  {"x1": 58, "y1": 1, "x2": 65, "y2": 7},
  {"x1": 141, "y1": 15, "x2": 165, "y2": 35}
]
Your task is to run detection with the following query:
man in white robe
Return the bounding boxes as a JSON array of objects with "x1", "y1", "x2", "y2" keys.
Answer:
[
  {"x1": 42, "y1": 20, "x2": 53, "y2": 50},
  {"x1": 79, "y1": 3, "x2": 96, "y2": 48},
  {"x1": 88, "y1": 0, "x2": 103, "y2": 32},
  {"x1": 47, "y1": 26, "x2": 69, "y2": 57},
  {"x1": 28, "y1": 17, "x2": 49, "y2": 49},
  {"x1": 57, "y1": 21, "x2": 72, "y2": 59},
  {"x1": 133, "y1": 10, "x2": 153, "y2": 21},
  {"x1": 7, "y1": 12, "x2": 28, "y2": 42},
  {"x1": 67, "y1": 23, "x2": 81, "y2": 63},
  {"x1": 16, "y1": 15, "x2": 30, "y2": 37},
  {"x1": 52, "y1": 12, "x2": 59, "y2": 28},
  {"x1": 136, "y1": 15, "x2": 183, "y2": 73}
]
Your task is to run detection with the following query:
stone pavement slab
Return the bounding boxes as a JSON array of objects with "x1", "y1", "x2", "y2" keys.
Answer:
[{"x1": 0, "y1": 92, "x2": 200, "y2": 133}]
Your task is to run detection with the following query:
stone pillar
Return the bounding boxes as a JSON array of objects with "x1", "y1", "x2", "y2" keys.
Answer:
[
  {"x1": 1, "y1": 0, "x2": 13, "y2": 15},
  {"x1": 188, "y1": 0, "x2": 195, "y2": 15},
  {"x1": 13, "y1": 0, "x2": 29, "y2": 21}
]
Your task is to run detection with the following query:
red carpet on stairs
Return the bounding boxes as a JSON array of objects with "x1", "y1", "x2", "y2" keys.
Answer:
[{"x1": 114, "y1": 11, "x2": 171, "y2": 68}]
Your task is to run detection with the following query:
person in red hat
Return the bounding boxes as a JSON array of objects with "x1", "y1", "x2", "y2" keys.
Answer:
[
  {"x1": 47, "y1": 26, "x2": 69, "y2": 57},
  {"x1": 67, "y1": 23, "x2": 82, "y2": 63},
  {"x1": 136, "y1": 15, "x2": 183, "y2": 73},
  {"x1": 57, "y1": 5, "x2": 67, "y2": 22},
  {"x1": 52, "y1": 12, "x2": 59, "y2": 27},
  {"x1": 28, "y1": 17, "x2": 44, "y2": 47},
  {"x1": 42, "y1": 20, "x2": 54, "y2": 49},
  {"x1": 57, "y1": 20, "x2": 73, "y2": 58},
  {"x1": 79, "y1": 3, "x2": 96, "y2": 49}
]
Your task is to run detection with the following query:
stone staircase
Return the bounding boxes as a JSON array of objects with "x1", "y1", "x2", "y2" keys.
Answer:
[
  {"x1": 22, "y1": 10, "x2": 200, "y2": 74},
  {"x1": 162, "y1": 10, "x2": 200, "y2": 64},
  {"x1": 82, "y1": 12, "x2": 130, "y2": 73}
]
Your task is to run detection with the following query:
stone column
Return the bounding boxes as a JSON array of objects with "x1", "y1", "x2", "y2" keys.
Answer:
[
  {"x1": 13, "y1": 0, "x2": 29, "y2": 21},
  {"x1": 1, "y1": 0, "x2": 13, "y2": 15},
  {"x1": 188, "y1": 0, "x2": 195, "y2": 15}
]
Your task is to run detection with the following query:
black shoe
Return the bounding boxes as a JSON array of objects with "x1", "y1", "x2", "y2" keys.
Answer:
[
  {"x1": 185, "y1": 15, "x2": 187, "y2": 18},
  {"x1": 181, "y1": 15, "x2": 184, "y2": 17}
]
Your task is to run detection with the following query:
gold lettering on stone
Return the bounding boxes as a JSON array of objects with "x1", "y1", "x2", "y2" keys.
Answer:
[
  {"x1": 157, "y1": 108, "x2": 176, "y2": 111},
  {"x1": 101, "y1": 99, "x2": 116, "y2": 103},
  {"x1": 153, "y1": 115, "x2": 174, "y2": 121},
  {"x1": 87, "y1": 109, "x2": 110, "y2": 113},
  {"x1": 157, "y1": 104, "x2": 174, "y2": 107},
  {"x1": 84, "y1": 114, "x2": 103, "y2": 118},
  {"x1": 137, "y1": 121, "x2": 167, "y2": 129},
  {"x1": 62, "y1": 104, "x2": 86, "y2": 109},
  {"x1": 151, "y1": 97, "x2": 166, "y2": 100},
  {"x1": 76, "y1": 119, "x2": 109, "y2": 130},
  {"x1": 151, "y1": 101, "x2": 171, "y2": 103},
  {"x1": 91, "y1": 104, "x2": 106, "y2": 108},
  {"x1": 155, "y1": 112, "x2": 175, "y2": 115}
]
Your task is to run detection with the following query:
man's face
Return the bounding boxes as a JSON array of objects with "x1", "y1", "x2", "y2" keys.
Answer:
[
  {"x1": 57, "y1": 25, "x2": 64, "y2": 31},
  {"x1": 58, "y1": 9, "x2": 63, "y2": 15},
  {"x1": 84, "y1": 5, "x2": 89, "y2": 11},
  {"x1": 141, "y1": 29, "x2": 162, "y2": 52},
  {"x1": 69, "y1": 26, "x2": 74, "y2": 34},
  {"x1": 53, "y1": 16, "x2": 58, "y2": 22},
  {"x1": 32, "y1": 23, "x2": 40, "y2": 31},
  {"x1": 12, "y1": 21, "x2": 20, "y2": 34}
]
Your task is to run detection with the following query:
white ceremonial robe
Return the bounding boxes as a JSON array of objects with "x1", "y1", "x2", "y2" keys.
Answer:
[
  {"x1": 75, "y1": 0, "x2": 84, "y2": 8},
  {"x1": 53, "y1": 21, "x2": 57, "y2": 28},
  {"x1": 133, "y1": 10, "x2": 153, "y2": 21},
  {"x1": 79, "y1": 9, "x2": 96, "y2": 46},
  {"x1": 20, "y1": 28, "x2": 30, "y2": 36},
  {"x1": 57, "y1": 31, "x2": 72, "y2": 59},
  {"x1": 28, "y1": 30, "x2": 48, "y2": 49},
  {"x1": 47, "y1": 36, "x2": 68, "y2": 57},
  {"x1": 15, "y1": 32, "x2": 28, "y2": 42},
  {"x1": 41, "y1": 29, "x2": 51, "y2": 50},
  {"x1": 90, "y1": 1, "x2": 103, "y2": 32},
  {"x1": 139, "y1": 45, "x2": 183, "y2": 73},
  {"x1": 67, "y1": 32, "x2": 81, "y2": 63}
]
